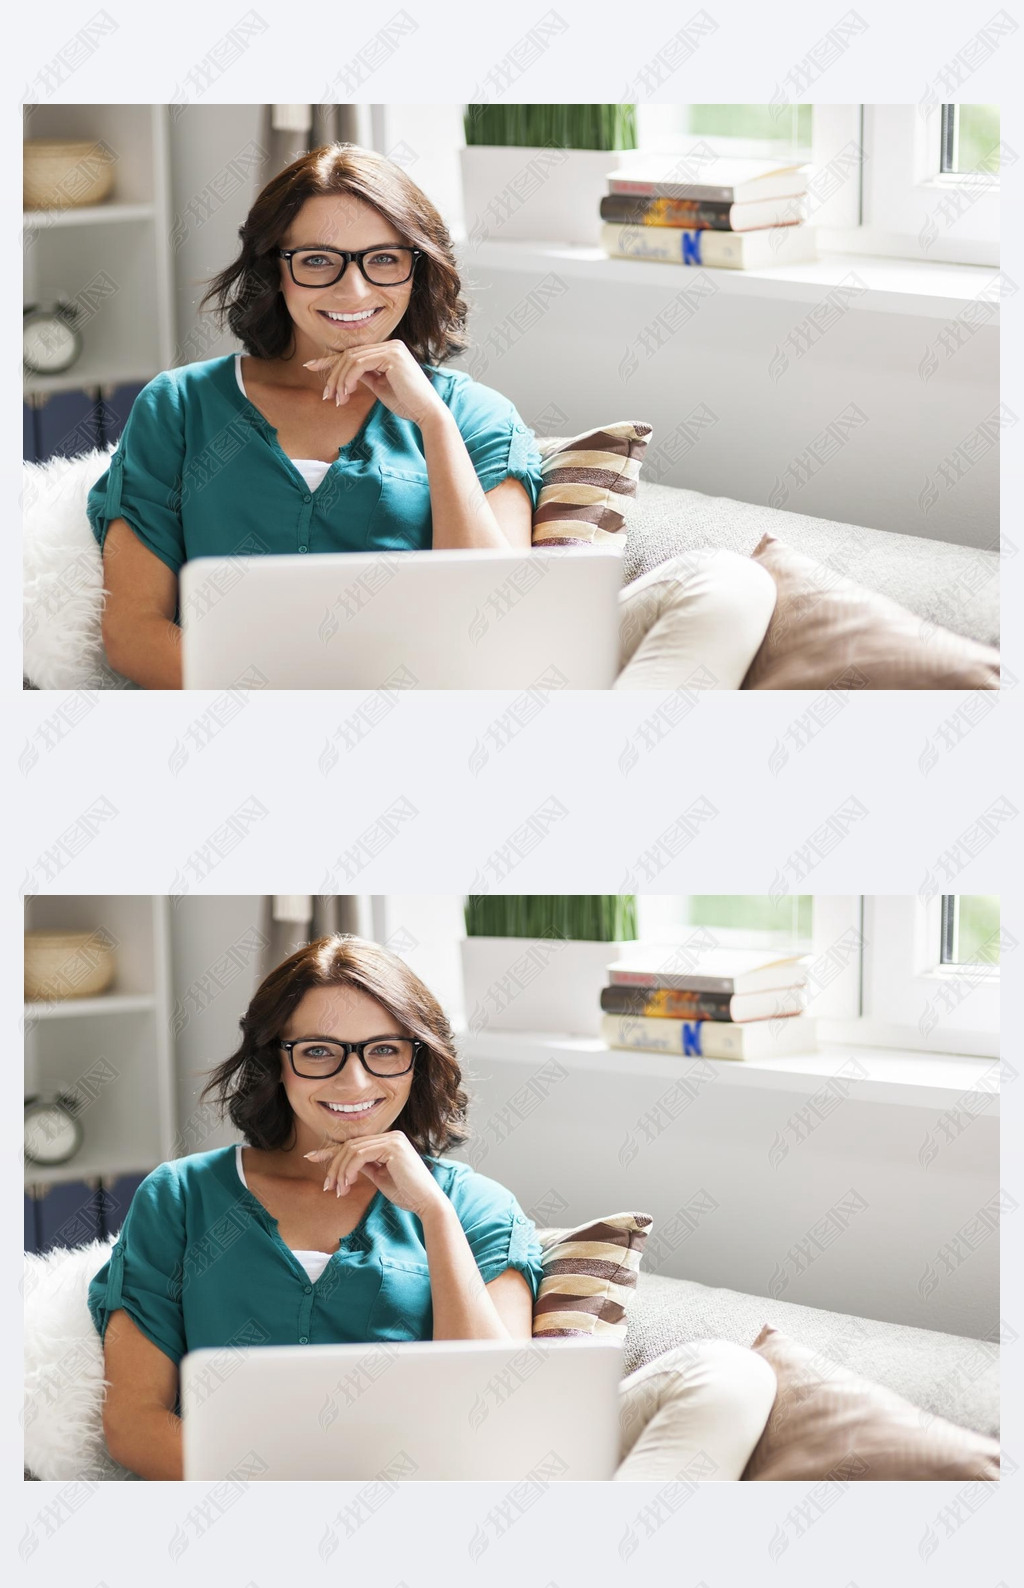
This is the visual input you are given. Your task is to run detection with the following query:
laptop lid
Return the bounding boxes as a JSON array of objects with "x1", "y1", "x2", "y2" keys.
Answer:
[
  {"x1": 179, "y1": 547, "x2": 622, "y2": 690},
  {"x1": 181, "y1": 1336, "x2": 623, "y2": 1480}
]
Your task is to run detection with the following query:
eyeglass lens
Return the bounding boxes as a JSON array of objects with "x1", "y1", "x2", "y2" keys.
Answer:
[
  {"x1": 290, "y1": 1038, "x2": 415, "y2": 1076},
  {"x1": 290, "y1": 248, "x2": 414, "y2": 286}
]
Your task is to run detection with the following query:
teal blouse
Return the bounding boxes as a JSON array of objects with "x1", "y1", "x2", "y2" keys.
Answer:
[
  {"x1": 87, "y1": 1145, "x2": 545, "y2": 1367},
  {"x1": 85, "y1": 354, "x2": 545, "y2": 573}
]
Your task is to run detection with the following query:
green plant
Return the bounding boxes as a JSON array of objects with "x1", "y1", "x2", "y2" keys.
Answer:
[
  {"x1": 463, "y1": 104, "x2": 638, "y2": 151},
  {"x1": 463, "y1": 895, "x2": 637, "y2": 941}
]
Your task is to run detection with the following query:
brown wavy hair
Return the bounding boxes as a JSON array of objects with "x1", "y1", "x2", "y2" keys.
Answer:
[
  {"x1": 200, "y1": 934, "x2": 469, "y2": 1156},
  {"x1": 197, "y1": 144, "x2": 469, "y2": 365}
]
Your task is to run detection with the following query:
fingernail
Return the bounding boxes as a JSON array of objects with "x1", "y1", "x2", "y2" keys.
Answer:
[
  {"x1": 336, "y1": 1184, "x2": 342, "y2": 1198},
  {"x1": 324, "y1": 1178, "x2": 330, "y2": 1191},
  {"x1": 335, "y1": 393, "x2": 341, "y2": 406},
  {"x1": 322, "y1": 390, "x2": 329, "y2": 400}
]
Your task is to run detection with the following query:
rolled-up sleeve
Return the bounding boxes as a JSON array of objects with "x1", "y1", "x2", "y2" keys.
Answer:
[
  {"x1": 87, "y1": 1162, "x2": 187, "y2": 1365},
  {"x1": 448, "y1": 1166, "x2": 546, "y2": 1299},
  {"x1": 86, "y1": 372, "x2": 186, "y2": 575},
  {"x1": 451, "y1": 378, "x2": 545, "y2": 510}
]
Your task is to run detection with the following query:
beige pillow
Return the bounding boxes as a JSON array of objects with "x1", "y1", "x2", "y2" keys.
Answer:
[
  {"x1": 742, "y1": 533, "x2": 1000, "y2": 689},
  {"x1": 533, "y1": 423, "x2": 653, "y2": 547},
  {"x1": 742, "y1": 1325, "x2": 1000, "y2": 1480},
  {"x1": 532, "y1": 1212, "x2": 652, "y2": 1337}
]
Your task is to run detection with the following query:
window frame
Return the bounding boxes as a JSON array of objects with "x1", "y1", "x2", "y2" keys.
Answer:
[
  {"x1": 820, "y1": 895, "x2": 999, "y2": 1057},
  {"x1": 823, "y1": 104, "x2": 1000, "y2": 266}
]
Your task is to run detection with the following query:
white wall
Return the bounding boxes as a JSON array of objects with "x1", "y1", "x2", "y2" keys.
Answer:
[
  {"x1": 170, "y1": 894, "x2": 266, "y2": 1157},
  {"x1": 446, "y1": 258, "x2": 998, "y2": 551},
  {"x1": 448, "y1": 1043, "x2": 998, "y2": 1342},
  {"x1": 167, "y1": 104, "x2": 266, "y2": 365}
]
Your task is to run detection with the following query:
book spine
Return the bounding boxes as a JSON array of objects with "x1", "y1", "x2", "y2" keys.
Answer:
[
  {"x1": 609, "y1": 176, "x2": 734, "y2": 202},
  {"x1": 599, "y1": 194, "x2": 734, "y2": 230},
  {"x1": 600, "y1": 1013, "x2": 745, "y2": 1058},
  {"x1": 600, "y1": 986, "x2": 734, "y2": 1019},
  {"x1": 600, "y1": 223, "x2": 742, "y2": 267},
  {"x1": 608, "y1": 969, "x2": 735, "y2": 994}
]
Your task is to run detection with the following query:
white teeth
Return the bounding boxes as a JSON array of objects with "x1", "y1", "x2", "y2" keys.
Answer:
[
  {"x1": 323, "y1": 1099, "x2": 380, "y2": 1114},
  {"x1": 323, "y1": 309, "x2": 379, "y2": 322}
]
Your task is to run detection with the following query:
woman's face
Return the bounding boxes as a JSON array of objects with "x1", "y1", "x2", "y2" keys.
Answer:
[
  {"x1": 278, "y1": 981, "x2": 417, "y2": 1153},
  {"x1": 277, "y1": 193, "x2": 415, "y2": 366}
]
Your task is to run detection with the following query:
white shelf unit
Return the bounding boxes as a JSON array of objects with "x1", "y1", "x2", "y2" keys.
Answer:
[
  {"x1": 23, "y1": 104, "x2": 175, "y2": 399},
  {"x1": 24, "y1": 896, "x2": 175, "y2": 1190}
]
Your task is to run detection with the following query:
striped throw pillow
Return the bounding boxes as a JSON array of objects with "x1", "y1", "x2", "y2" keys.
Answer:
[
  {"x1": 532, "y1": 1212, "x2": 653, "y2": 1338},
  {"x1": 533, "y1": 422, "x2": 654, "y2": 548}
]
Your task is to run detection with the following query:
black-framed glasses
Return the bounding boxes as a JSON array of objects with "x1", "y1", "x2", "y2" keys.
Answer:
[
  {"x1": 280, "y1": 1036, "x2": 422, "y2": 1078},
  {"x1": 277, "y1": 246, "x2": 421, "y2": 288}
]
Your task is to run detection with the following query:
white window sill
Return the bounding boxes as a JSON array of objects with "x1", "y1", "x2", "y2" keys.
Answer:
[
  {"x1": 454, "y1": 237, "x2": 998, "y2": 323},
  {"x1": 456, "y1": 1028, "x2": 998, "y2": 1113}
]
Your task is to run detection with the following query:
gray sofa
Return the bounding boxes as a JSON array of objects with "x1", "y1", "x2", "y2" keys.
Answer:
[
  {"x1": 23, "y1": 443, "x2": 998, "y2": 691},
  {"x1": 618, "y1": 474, "x2": 1000, "y2": 650},
  {"x1": 624, "y1": 1270, "x2": 999, "y2": 1439},
  {"x1": 22, "y1": 1235, "x2": 997, "y2": 1481}
]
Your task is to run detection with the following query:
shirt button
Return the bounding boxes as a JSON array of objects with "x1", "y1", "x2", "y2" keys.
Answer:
[
  {"x1": 298, "y1": 545, "x2": 308, "y2": 553},
  {"x1": 304, "y1": 1285, "x2": 312, "y2": 1295},
  {"x1": 299, "y1": 1335, "x2": 309, "y2": 1344},
  {"x1": 302, "y1": 492, "x2": 312, "y2": 503}
]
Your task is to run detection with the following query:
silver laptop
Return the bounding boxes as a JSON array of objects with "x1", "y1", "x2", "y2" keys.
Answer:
[
  {"x1": 179, "y1": 546, "x2": 623, "y2": 690},
  {"x1": 181, "y1": 1337, "x2": 623, "y2": 1480}
]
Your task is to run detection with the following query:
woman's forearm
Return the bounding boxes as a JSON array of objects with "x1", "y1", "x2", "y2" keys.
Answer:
[
  {"x1": 418, "y1": 406, "x2": 514, "y2": 550},
  {"x1": 105, "y1": 1405, "x2": 184, "y2": 1480},
  {"x1": 421, "y1": 1198, "x2": 511, "y2": 1340},
  {"x1": 102, "y1": 612, "x2": 183, "y2": 690}
]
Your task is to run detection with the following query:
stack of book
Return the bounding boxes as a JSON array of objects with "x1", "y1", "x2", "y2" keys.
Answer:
[
  {"x1": 599, "y1": 160, "x2": 817, "y2": 271},
  {"x1": 599, "y1": 950, "x2": 815, "y2": 1060}
]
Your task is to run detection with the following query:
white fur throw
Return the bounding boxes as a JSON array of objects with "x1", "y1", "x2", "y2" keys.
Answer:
[
  {"x1": 22, "y1": 446, "x2": 133, "y2": 691},
  {"x1": 23, "y1": 1235, "x2": 134, "y2": 1480}
]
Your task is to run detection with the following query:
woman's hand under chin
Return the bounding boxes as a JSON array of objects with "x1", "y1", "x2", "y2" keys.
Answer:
[
  {"x1": 304, "y1": 1129, "x2": 447, "y2": 1220},
  {"x1": 304, "y1": 339, "x2": 447, "y2": 429}
]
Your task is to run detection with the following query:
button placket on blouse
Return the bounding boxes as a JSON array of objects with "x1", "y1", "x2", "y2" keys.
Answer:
[
  {"x1": 243, "y1": 411, "x2": 312, "y2": 552},
  {"x1": 296, "y1": 494, "x2": 313, "y2": 553},
  {"x1": 297, "y1": 1281, "x2": 316, "y2": 1342}
]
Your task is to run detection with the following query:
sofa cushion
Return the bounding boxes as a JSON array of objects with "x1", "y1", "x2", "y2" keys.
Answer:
[
  {"x1": 533, "y1": 423, "x2": 652, "y2": 547},
  {"x1": 24, "y1": 1235, "x2": 133, "y2": 1481},
  {"x1": 533, "y1": 1212, "x2": 652, "y2": 1337},
  {"x1": 619, "y1": 478, "x2": 999, "y2": 648},
  {"x1": 742, "y1": 1325, "x2": 1000, "y2": 1480},
  {"x1": 23, "y1": 446, "x2": 133, "y2": 691},
  {"x1": 623, "y1": 1271, "x2": 999, "y2": 1437},
  {"x1": 742, "y1": 533, "x2": 1000, "y2": 689}
]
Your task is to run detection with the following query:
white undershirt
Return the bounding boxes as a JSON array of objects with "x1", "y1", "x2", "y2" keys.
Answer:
[
  {"x1": 235, "y1": 353, "x2": 332, "y2": 493},
  {"x1": 235, "y1": 1142, "x2": 332, "y2": 1284}
]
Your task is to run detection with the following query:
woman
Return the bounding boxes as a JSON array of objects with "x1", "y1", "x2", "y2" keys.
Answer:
[
  {"x1": 88, "y1": 934, "x2": 776, "y2": 1481},
  {"x1": 87, "y1": 143, "x2": 775, "y2": 690}
]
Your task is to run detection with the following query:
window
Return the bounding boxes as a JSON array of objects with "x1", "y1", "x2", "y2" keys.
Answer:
[
  {"x1": 638, "y1": 895, "x2": 999, "y2": 1053},
  {"x1": 852, "y1": 104, "x2": 999, "y2": 266},
  {"x1": 842, "y1": 896, "x2": 1000, "y2": 1056},
  {"x1": 941, "y1": 895, "x2": 1001, "y2": 965},
  {"x1": 635, "y1": 104, "x2": 813, "y2": 163},
  {"x1": 941, "y1": 105, "x2": 1001, "y2": 175},
  {"x1": 637, "y1": 894, "x2": 812, "y2": 948}
]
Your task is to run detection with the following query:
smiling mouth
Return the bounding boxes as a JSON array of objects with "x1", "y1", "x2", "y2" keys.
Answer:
[
  {"x1": 318, "y1": 307, "x2": 383, "y2": 325},
  {"x1": 318, "y1": 1098, "x2": 383, "y2": 1117}
]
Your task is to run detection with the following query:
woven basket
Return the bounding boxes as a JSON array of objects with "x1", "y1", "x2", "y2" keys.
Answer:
[
  {"x1": 24, "y1": 930, "x2": 116, "y2": 1001},
  {"x1": 23, "y1": 139, "x2": 116, "y2": 211}
]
